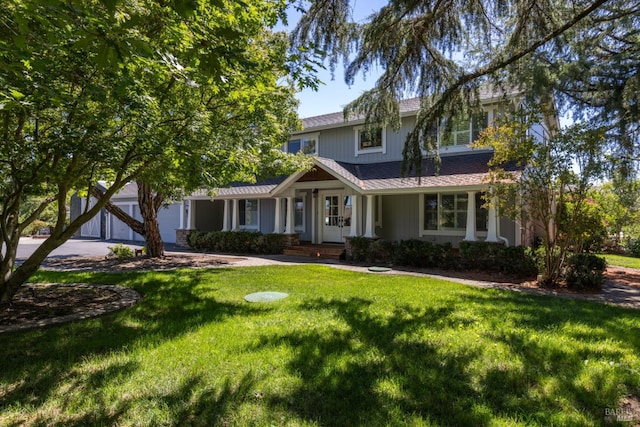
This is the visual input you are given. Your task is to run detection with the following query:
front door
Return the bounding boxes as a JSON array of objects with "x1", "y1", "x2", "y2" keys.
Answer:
[{"x1": 322, "y1": 193, "x2": 352, "y2": 243}]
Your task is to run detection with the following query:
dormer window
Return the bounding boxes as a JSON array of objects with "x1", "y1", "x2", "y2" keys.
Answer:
[
  {"x1": 287, "y1": 133, "x2": 318, "y2": 155},
  {"x1": 354, "y1": 126, "x2": 386, "y2": 156}
]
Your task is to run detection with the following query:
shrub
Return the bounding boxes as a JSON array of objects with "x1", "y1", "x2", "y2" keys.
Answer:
[
  {"x1": 564, "y1": 253, "x2": 607, "y2": 290},
  {"x1": 624, "y1": 238, "x2": 640, "y2": 258},
  {"x1": 459, "y1": 241, "x2": 538, "y2": 277},
  {"x1": 497, "y1": 246, "x2": 539, "y2": 276},
  {"x1": 345, "y1": 236, "x2": 373, "y2": 262},
  {"x1": 22, "y1": 220, "x2": 49, "y2": 236},
  {"x1": 186, "y1": 230, "x2": 284, "y2": 255},
  {"x1": 393, "y1": 239, "x2": 450, "y2": 268},
  {"x1": 106, "y1": 243, "x2": 135, "y2": 259}
]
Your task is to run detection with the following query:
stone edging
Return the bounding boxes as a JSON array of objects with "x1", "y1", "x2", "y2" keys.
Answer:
[{"x1": 0, "y1": 283, "x2": 141, "y2": 334}]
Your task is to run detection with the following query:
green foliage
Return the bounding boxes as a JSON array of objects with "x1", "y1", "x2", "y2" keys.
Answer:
[
  {"x1": 21, "y1": 220, "x2": 48, "y2": 237},
  {"x1": 394, "y1": 239, "x2": 452, "y2": 268},
  {"x1": 292, "y1": 0, "x2": 637, "y2": 177},
  {"x1": 624, "y1": 239, "x2": 640, "y2": 258},
  {"x1": 187, "y1": 230, "x2": 284, "y2": 255},
  {"x1": 346, "y1": 237, "x2": 396, "y2": 264},
  {"x1": 477, "y1": 108, "x2": 609, "y2": 284},
  {"x1": 106, "y1": 244, "x2": 135, "y2": 260},
  {"x1": 459, "y1": 241, "x2": 538, "y2": 276},
  {"x1": 348, "y1": 238, "x2": 535, "y2": 277},
  {"x1": 565, "y1": 253, "x2": 607, "y2": 291}
]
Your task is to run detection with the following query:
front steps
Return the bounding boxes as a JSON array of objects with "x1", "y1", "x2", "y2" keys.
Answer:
[{"x1": 283, "y1": 243, "x2": 345, "y2": 260}]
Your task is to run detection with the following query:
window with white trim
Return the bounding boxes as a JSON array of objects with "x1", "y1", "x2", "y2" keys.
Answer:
[
  {"x1": 439, "y1": 112, "x2": 489, "y2": 148},
  {"x1": 421, "y1": 193, "x2": 488, "y2": 233},
  {"x1": 239, "y1": 199, "x2": 259, "y2": 229},
  {"x1": 354, "y1": 126, "x2": 386, "y2": 155},
  {"x1": 287, "y1": 133, "x2": 318, "y2": 155}
]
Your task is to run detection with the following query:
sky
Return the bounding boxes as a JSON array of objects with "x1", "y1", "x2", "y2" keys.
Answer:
[{"x1": 279, "y1": 1, "x2": 387, "y2": 119}]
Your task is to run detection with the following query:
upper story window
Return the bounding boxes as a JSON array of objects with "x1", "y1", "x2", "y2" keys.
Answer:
[
  {"x1": 354, "y1": 126, "x2": 386, "y2": 156},
  {"x1": 287, "y1": 133, "x2": 318, "y2": 155},
  {"x1": 439, "y1": 112, "x2": 489, "y2": 148},
  {"x1": 239, "y1": 199, "x2": 259, "y2": 230}
]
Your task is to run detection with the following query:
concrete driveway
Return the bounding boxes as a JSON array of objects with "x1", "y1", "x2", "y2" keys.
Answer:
[{"x1": 16, "y1": 237, "x2": 145, "y2": 261}]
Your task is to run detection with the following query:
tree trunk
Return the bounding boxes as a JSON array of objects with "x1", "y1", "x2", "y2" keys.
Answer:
[
  {"x1": 93, "y1": 183, "x2": 166, "y2": 257},
  {"x1": 91, "y1": 187, "x2": 145, "y2": 236},
  {"x1": 93, "y1": 182, "x2": 166, "y2": 258},
  {"x1": 137, "y1": 181, "x2": 165, "y2": 258}
]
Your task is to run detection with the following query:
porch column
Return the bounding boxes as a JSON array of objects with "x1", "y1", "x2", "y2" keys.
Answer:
[
  {"x1": 464, "y1": 191, "x2": 477, "y2": 241},
  {"x1": 285, "y1": 196, "x2": 295, "y2": 234},
  {"x1": 364, "y1": 195, "x2": 376, "y2": 238},
  {"x1": 273, "y1": 197, "x2": 282, "y2": 234},
  {"x1": 486, "y1": 197, "x2": 499, "y2": 242},
  {"x1": 232, "y1": 199, "x2": 239, "y2": 231},
  {"x1": 350, "y1": 195, "x2": 359, "y2": 237},
  {"x1": 222, "y1": 199, "x2": 230, "y2": 231},
  {"x1": 311, "y1": 191, "x2": 318, "y2": 243},
  {"x1": 186, "y1": 200, "x2": 192, "y2": 230},
  {"x1": 179, "y1": 200, "x2": 186, "y2": 229}
]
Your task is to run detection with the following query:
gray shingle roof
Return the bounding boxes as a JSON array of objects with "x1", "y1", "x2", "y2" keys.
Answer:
[
  {"x1": 200, "y1": 152, "x2": 520, "y2": 197},
  {"x1": 299, "y1": 87, "x2": 515, "y2": 131}
]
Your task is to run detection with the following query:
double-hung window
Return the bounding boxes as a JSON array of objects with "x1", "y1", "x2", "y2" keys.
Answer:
[
  {"x1": 287, "y1": 133, "x2": 319, "y2": 155},
  {"x1": 438, "y1": 112, "x2": 489, "y2": 149}
]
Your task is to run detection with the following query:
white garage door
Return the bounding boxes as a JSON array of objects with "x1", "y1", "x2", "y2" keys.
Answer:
[{"x1": 80, "y1": 197, "x2": 101, "y2": 238}]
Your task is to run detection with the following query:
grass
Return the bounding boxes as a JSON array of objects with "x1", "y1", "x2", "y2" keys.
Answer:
[
  {"x1": 602, "y1": 253, "x2": 640, "y2": 269},
  {"x1": 1, "y1": 265, "x2": 639, "y2": 426}
]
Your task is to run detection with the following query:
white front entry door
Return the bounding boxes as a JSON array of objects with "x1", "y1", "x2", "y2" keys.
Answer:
[{"x1": 322, "y1": 193, "x2": 352, "y2": 243}]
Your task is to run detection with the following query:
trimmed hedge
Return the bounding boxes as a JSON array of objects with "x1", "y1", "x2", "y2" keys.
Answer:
[
  {"x1": 347, "y1": 237, "x2": 537, "y2": 278},
  {"x1": 459, "y1": 241, "x2": 538, "y2": 276},
  {"x1": 187, "y1": 230, "x2": 285, "y2": 255}
]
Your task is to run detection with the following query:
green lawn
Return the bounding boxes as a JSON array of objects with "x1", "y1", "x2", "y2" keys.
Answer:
[
  {"x1": 602, "y1": 253, "x2": 640, "y2": 269},
  {"x1": 2, "y1": 266, "x2": 639, "y2": 426}
]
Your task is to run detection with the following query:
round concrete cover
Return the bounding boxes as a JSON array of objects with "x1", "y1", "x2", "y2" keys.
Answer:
[
  {"x1": 368, "y1": 266, "x2": 392, "y2": 272},
  {"x1": 244, "y1": 291, "x2": 289, "y2": 302}
]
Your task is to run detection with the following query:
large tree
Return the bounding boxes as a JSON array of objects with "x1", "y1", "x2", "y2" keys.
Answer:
[
  {"x1": 87, "y1": 29, "x2": 306, "y2": 258},
  {"x1": 290, "y1": 0, "x2": 639, "y2": 175},
  {"x1": 0, "y1": 0, "x2": 305, "y2": 308}
]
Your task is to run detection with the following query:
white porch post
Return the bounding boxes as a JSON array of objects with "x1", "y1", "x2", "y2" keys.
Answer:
[
  {"x1": 350, "y1": 195, "x2": 359, "y2": 237},
  {"x1": 486, "y1": 196, "x2": 499, "y2": 242},
  {"x1": 364, "y1": 195, "x2": 376, "y2": 238},
  {"x1": 179, "y1": 200, "x2": 186, "y2": 229},
  {"x1": 232, "y1": 199, "x2": 239, "y2": 231},
  {"x1": 311, "y1": 192, "x2": 318, "y2": 243},
  {"x1": 273, "y1": 197, "x2": 282, "y2": 234},
  {"x1": 285, "y1": 196, "x2": 295, "y2": 234},
  {"x1": 464, "y1": 191, "x2": 477, "y2": 241},
  {"x1": 188, "y1": 200, "x2": 196, "y2": 231},
  {"x1": 222, "y1": 199, "x2": 230, "y2": 231}
]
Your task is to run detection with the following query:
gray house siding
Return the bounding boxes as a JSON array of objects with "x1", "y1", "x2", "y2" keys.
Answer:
[
  {"x1": 315, "y1": 117, "x2": 415, "y2": 164},
  {"x1": 259, "y1": 198, "x2": 275, "y2": 234},
  {"x1": 380, "y1": 194, "x2": 420, "y2": 241}
]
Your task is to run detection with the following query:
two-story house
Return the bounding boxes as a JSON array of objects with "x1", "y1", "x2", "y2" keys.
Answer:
[{"x1": 171, "y1": 90, "x2": 540, "y2": 250}]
